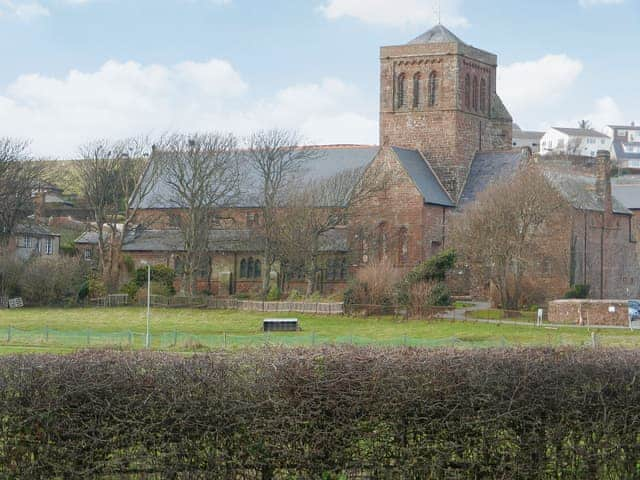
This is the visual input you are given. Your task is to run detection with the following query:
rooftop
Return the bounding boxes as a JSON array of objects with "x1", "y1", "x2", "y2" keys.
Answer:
[
  {"x1": 408, "y1": 24, "x2": 465, "y2": 46},
  {"x1": 552, "y1": 128, "x2": 610, "y2": 139}
]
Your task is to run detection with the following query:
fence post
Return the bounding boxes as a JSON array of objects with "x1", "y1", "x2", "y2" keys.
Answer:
[
  {"x1": 224, "y1": 332, "x2": 227, "y2": 348},
  {"x1": 128, "y1": 331, "x2": 132, "y2": 346},
  {"x1": 45, "y1": 325, "x2": 49, "y2": 343},
  {"x1": 87, "y1": 329, "x2": 91, "y2": 346},
  {"x1": 591, "y1": 332, "x2": 598, "y2": 349},
  {"x1": 173, "y1": 330, "x2": 178, "y2": 347},
  {"x1": 7, "y1": 326, "x2": 11, "y2": 343}
]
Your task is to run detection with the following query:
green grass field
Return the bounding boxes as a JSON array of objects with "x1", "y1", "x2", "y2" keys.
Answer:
[{"x1": 0, "y1": 306, "x2": 638, "y2": 354}]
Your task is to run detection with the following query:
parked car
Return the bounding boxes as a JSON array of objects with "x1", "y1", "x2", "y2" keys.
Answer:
[{"x1": 629, "y1": 300, "x2": 640, "y2": 321}]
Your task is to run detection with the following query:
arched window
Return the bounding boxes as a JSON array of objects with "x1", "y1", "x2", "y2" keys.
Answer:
[
  {"x1": 413, "y1": 73, "x2": 421, "y2": 108},
  {"x1": 472, "y1": 76, "x2": 479, "y2": 111},
  {"x1": 240, "y1": 259, "x2": 247, "y2": 279},
  {"x1": 326, "y1": 260, "x2": 334, "y2": 282},
  {"x1": 247, "y1": 257, "x2": 255, "y2": 279},
  {"x1": 428, "y1": 71, "x2": 437, "y2": 107},
  {"x1": 340, "y1": 259, "x2": 347, "y2": 281},
  {"x1": 377, "y1": 222, "x2": 388, "y2": 261},
  {"x1": 480, "y1": 78, "x2": 487, "y2": 113},
  {"x1": 464, "y1": 74, "x2": 471, "y2": 109},
  {"x1": 398, "y1": 227, "x2": 409, "y2": 264},
  {"x1": 396, "y1": 73, "x2": 406, "y2": 109},
  {"x1": 254, "y1": 259, "x2": 261, "y2": 279}
]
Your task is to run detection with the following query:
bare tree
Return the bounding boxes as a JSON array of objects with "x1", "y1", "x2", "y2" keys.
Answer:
[
  {"x1": 449, "y1": 166, "x2": 571, "y2": 309},
  {"x1": 75, "y1": 137, "x2": 158, "y2": 289},
  {"x1": 159, "y1": 133, "x2": 241, "y2": 296},
  {"x1": 0, "y1": 138, "x2": 41, "y2": 250},
  {"x1": 245, "y1": 129, "x2": 317, "y2": 295},
  {"x1": 275, "y1": 164, "x2": 389, "y2": 295},
  {"x1": 578, "y1": 120, "x2": 592, "y2": 130}
]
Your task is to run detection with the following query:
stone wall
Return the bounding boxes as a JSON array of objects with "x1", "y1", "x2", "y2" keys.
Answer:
[
  {"x1": 549, "y1": 299, "x2": 630, "y2": 327},
  {"x1": 379, "y1": 39, "x2": 511, "y2": 200}
]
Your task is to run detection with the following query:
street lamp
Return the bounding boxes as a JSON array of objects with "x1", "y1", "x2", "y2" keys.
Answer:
[{"x1": 141, "y1": 260, "x2": 151, "y2": 349}]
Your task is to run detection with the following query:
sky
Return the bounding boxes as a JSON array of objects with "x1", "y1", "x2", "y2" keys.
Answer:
[{"x1": 0, "y1": 0, "x2": 638, "y2": 157}]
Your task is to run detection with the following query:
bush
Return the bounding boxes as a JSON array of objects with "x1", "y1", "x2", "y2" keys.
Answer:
[
  {"x1": 134, "y1": 265, "x2": 176, "y2": 295},
  {"x1": 122, "y1": 255, "x2": 135, "y2": 274},
  {"x1": 4, "y1": 348, "x2": 640, "y2": 478},
  {"x1": 564, "y1": 284, "x2": 590, "y2": 299},
  {"x1": 287, "y1": 289, "x2": 302, "y2": 301},
  {"x1": 119, "y1": 280, "x2": 139, "y2": 301},
  {"x1": 136, "y1": 281, "x2": 172, "y2": 300},
  {"x1": 18, "y1": 256, "x2": 88, "y2": 306},
  {"x1": 266, "y1": 285, "x2": 281, "y2": 301},
  {"x1": 398, "y1": 250, "x2": 456, "y2": 307},
  {"x1": 86, "y1": 277, "x2": 107, "y2": 299},
  {"x1": 0, "y1": 255, "x2": 23, "y2": 298},
  {"x1": 408, "y1": 281, "x2": 452, "y2": 316},
  {"x1": 345, "y1": 259, "x2": 401, "y2": 308}
]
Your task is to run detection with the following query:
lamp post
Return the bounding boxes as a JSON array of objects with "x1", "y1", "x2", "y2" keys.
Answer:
[{"x1": 141, "y1": 261, "x2": 151, "y2": 349}]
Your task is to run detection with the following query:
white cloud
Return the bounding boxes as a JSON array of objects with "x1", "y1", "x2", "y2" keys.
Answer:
[
  {"x1": 0, "y1": 0, "x2": 49, "y2": 18},
  {"x1": 498, "y1": 54, "x2": 584, "y2": 117},
  {"x1": 579, "y1": 0, "x2": 625, "y2": 7},
  {"x1": 318, "y1": 0, "x2": 468, "y2": 28},
  {"x1": 558, "y1": 96, "x2": 625, "y2": 131},
  {"x1": 0, "y1": 60, "x2": 377, "y2": 157}
]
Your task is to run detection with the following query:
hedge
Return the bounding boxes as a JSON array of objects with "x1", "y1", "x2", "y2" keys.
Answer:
[{"x1": 1, "y1": 348, "x2": 640, "y2": 478}]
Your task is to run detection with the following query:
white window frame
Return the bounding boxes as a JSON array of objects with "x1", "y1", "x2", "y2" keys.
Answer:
[{"x1": 45, "y1": 237, "x2": 53, "y2": 255}]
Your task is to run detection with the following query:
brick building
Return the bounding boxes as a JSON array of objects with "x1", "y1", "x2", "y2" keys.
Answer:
[{"x1": 83, "y1": 24, "x2": 637, "y2": 300}]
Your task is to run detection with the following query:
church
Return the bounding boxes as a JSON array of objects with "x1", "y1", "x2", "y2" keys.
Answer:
[{"x1": 115, "y1": 25, "x2": 638, "y2": 300}]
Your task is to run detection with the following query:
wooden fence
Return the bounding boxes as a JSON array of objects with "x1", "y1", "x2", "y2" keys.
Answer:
[{"x1": 136, "y1": 296, "x2": 344, "y2": 315}]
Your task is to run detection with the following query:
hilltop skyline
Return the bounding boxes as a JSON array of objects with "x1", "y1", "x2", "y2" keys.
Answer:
[{"x1": 0, "y1": 0, "x2": 638, "y2": 157}]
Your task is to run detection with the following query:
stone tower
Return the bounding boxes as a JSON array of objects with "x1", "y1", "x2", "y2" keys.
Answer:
[{"x1": 379, "y1": 25, "x2": 513, "y2": 200}]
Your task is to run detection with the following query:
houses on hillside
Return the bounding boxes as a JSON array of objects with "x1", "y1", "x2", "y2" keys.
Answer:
[{"x1": 540, "y1": 128, "x2": 611, "y2": 158}]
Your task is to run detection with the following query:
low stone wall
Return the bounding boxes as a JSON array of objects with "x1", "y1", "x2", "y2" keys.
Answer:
[{"x1": 548, "y1": 300, "x2": 630, "y2": 327}]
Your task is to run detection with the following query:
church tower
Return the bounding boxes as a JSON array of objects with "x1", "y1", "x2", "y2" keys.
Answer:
[{"x1": 379, "y1": 25, "x2": 513, "y2": 200}]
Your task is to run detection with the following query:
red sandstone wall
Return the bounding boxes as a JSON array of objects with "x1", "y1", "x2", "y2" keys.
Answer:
[{"x1": 549, "y1": 299, "x2": 630, "y2": 327}]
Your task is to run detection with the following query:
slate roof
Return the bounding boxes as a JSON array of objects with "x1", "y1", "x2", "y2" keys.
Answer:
[
  {"x1": 547, "y1": 172, "x2": 630, "y2": 215},
  {"x1": 608, "y1": 125, "x2": 640, "y2": 131},
  {"x1": 75, "y1": 231, "x2": 99, "y2": 245},
  {"x1": 458, "y1": 150, "x2": 525, "y2": 206},
  {"x1": 613, "y1": 141, "x2": 640, "y2": 161},
  {"x1": 14, "y1": 223, "x2": 59, "y2": 237},
  {"x1": 459, "y1": 150, "x2": 630, "y2": 215},
  {"x1": 612, "y1": 184, "x2": 640, "y2": 210},
  {"x1": 119, "y1": 228, "x2": 348, "y2": 253},
  {"x1": 392, "y1": 147, "x2": 455, "y2": 207},
  {"x1": 490, "y1": 94, "x2": 512, "y2": 122},
  {"x1": 139, "y1": 145, "x2": 380, "y2": 209},
  {"x1": 552, "y1": 128, "x2": 609, "y2": 139},
  {"x1": 513, "y1": 130, "x2": 544, "y2": 141},
  {"x1": 408, "y1": 25, "x2": 465, "y2": 45}
]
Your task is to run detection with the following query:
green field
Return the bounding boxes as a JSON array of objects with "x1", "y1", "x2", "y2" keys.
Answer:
[{"x1": 0, "y1": 307, "x2": 638, "y2": 353}]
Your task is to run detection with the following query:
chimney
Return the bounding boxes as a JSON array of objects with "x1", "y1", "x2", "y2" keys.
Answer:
[{"x1": 596, "y1": 150, "x2": 613, "y2": 218}]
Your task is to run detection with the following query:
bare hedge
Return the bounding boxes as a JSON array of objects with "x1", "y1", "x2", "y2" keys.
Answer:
[{"x1": 1, "y1": 348, "x2": 640, "y2": 479}]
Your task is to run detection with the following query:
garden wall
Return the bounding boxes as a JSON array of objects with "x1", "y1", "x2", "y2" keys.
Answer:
[{"x1": 548, "y1": 299, "x2": 630, "y2": 327}]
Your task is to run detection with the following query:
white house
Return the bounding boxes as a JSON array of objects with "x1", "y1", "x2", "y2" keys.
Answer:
[
  {"x1": 540, "y1": 127, "x2": 611, "y2": 157},
  {"x1": 604, "y1": 124, "x2": 640, "y2": 170},
  {"x1": 512, "y1": 125, "x2": 544, "y2": 153}
]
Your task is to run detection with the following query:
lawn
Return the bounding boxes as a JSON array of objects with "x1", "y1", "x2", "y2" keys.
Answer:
[
  {"x1": 0, "y1": 308, "x2": 640, "y2": 353},
  {"x1": 0, "y1": 306, "x2": 639, "y2": 354}
]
